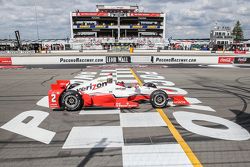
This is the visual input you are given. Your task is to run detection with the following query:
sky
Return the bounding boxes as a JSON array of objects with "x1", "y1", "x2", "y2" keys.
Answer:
[{"x1": 0, "y1": 0, "x2": 249, "y2": 39}]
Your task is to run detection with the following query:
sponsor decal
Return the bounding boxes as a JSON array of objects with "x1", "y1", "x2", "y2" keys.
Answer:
[
  {"x1": 218, "y1": 57, "x2": 235, "y2": 64},
  {"x1": 0, "y1": 57, "x2": 12, "y2": 65},
  {"x1": 106, "y1": 56, "x2": 131, "y2": 63},
  {"x1": 155, "y1": 57, "x2": 196, "y2": 63},
  {"x1": 76, "y1": 81, "x2": 108, "y2": 92},
  {"x1": 59, "y1": 58, "x2": 104, "y2": 63},
  {"x1": 234, "y1": 57, "x2": 250, "y2": 64}
]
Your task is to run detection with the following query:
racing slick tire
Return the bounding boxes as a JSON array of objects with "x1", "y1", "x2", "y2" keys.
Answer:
[
  {"x1": 143, "y1": 82, "x2": 157, "y2": 88},
  {"x1": 61, "y1": 90, "x2": 83, "y2": 111},
  {"x1": 150, "y1": 90, "x2": 168, "y2": 108}
]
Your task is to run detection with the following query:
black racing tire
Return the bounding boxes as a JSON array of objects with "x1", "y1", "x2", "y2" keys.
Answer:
[
  {"x1": 143, "y1": 82, "x2": 157, "y2": 88},
  {"x1": 150, "y1": 90, "x2": 168, "y2": 108},
  {"x1": 61, "y1": 90, "x2": 83, "y2": 111}
]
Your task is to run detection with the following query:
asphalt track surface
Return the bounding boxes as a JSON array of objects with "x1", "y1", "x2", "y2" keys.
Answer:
[{"x1": 0, "y1": 64, "x2": 250, "y2": 167}]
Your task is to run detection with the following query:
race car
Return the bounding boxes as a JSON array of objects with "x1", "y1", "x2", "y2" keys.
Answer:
[{"x1": 48, "y1": 74, "x2": 190, "y2": 111}]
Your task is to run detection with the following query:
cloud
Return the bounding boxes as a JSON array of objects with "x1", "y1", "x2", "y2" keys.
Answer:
[{"x1": 0, "y1": 0, "x2": 249, "y2": 39}]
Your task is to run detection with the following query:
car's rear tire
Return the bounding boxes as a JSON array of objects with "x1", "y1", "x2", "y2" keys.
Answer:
[
  {"x1": 143, "y1": 82, "x2": 157, "y2": 88},
  {"x1": 61, "y1": 90, "x2": 83, "y2": 111},
  {"x1": 150, "y1": 90, "x2": 168, "y2": 108}
]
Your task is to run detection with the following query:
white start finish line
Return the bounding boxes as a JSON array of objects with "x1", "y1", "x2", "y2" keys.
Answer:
[
  {"x1": 122, "y1": 144, "x2": 192, "y2": 167},
  {"x1": 62, "y1": 126, "x2": 124, "y2": 149}
]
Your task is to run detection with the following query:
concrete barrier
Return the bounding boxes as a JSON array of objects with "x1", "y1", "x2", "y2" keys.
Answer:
[{"x1": 3, "y1": 55, "x2": 250, "y2": 66}]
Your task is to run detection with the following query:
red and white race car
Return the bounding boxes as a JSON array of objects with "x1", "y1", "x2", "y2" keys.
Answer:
[{"x1": 48, "y1": 75, "x2": 190, "y2": 111}]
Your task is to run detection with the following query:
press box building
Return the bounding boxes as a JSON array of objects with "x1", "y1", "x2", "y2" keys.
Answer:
[{"x1": 70, "y1": 5, "x2": 166, "y2": 50}]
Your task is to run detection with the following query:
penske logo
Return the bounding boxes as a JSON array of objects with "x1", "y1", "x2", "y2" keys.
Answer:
[{"x1": 76, "y1": 81, "x2": 108, "y2": 91}]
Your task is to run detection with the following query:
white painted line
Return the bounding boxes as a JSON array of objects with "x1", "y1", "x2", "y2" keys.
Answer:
[
  {"x1": 79, "y1": 109, "x2": 120, "y2": 115},
  {"x1": 185, "y1": 97, "x2": 202, "y2": 104},
  {"x1": 101, "y1": 70, "x2": 116, "y2": 72},
  {"x1": 116, "y1": 71, "x2": 132, "y2": 74},
  {"x1": 120, "y1": 112, "x2": 166, "y2": 127},
  {"x1": 208, "y1": 65, "x2": 239, "y2": 68},
  {"x1": 116, "y1": 68, "x2": 130, "y2": 71},
  {"x1": 36, "y1": 96, "x2": 49, "y2": 108},
  {"x1": 122, "y1": 144, "x2": 192, "y2": 167},
  {"x1": 74, "y1": 76, "x2": 94, "y2": 80},
  {"x1": 182, "y1": 105, "x2": 216, "y2": 112},
  {"x1": 99, "y1": 73, "x2": 116, "y2": 76},
  {"x1": 62, "y1": 126, "x2": 124, "y2": 149},
  {"x1": 116, "y1": 74, "x2": 134, "y2": 78},
  {"x1": 79, "y1": 72, "x2": 97, "y2": 75},
  {"x1": 117, "y1": 79, "x2": 138, "y2": 84}
]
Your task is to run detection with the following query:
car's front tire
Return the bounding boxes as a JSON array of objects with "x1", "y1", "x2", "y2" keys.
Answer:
[
  {"x1": 61, "y1": 90, "x2": 83, "y2": 111},
  {"x1": 150, "y1": 90, "x2": 168, "y2": 108}
]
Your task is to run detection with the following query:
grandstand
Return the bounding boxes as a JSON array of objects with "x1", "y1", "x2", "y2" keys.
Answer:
[{"x1": 70, "y1": 5, "x2": 166, "y2": 50}]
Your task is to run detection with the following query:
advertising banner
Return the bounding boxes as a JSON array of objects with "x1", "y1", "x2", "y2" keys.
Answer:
[
  {"x1": 79, "y1": 25, "x2": 90, "y2": 28},
  {"x1": 131, "y1": 25, "x2": 143, "y2": 29},
  {"x1": 0, "y1": 57, "x2": 12, "y2": 65},
  {"x1": 218, "y1": 57, "x2": 235, "y2": 64},
  {"x1": 93, "y1": 25, "x2": 107, "y2": 29},
  {"x1": 74, "y1": 12, "x2": 108, "y2": 17},
  {"x1": 147, "y1": 25, "x2": 160, "y2": 29},
  {"x1": 130, "y1": 13, "x2": 161, "y2": 17},
  {"x1": 234, "y1": 57, "x2": 250, "y2": 64},
  {"x1": 12, "y1": 56, "x2": 106, "y2": 65},
  {"x1": 153, "y1": 56, "x2": 218, "y2": 64},
  {"x1": 106, "y1": 56, "x2": 131, "y2": 63}
]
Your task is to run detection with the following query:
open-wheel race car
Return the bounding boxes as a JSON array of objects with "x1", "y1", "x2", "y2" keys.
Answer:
[{"x1": 48, "y1": 74, "x2": 190, "y2": 111}]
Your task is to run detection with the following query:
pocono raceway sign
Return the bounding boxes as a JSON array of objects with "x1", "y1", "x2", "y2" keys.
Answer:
[
  {"x1": 0, "y1": 70, "x2": 249, "y2": 145},
  {"x1": 153, "y1": 56, "x2": 218, "y2": 64},
  {"x1": 10, "y1": 56, "x2": 105, "y2": 65}
]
